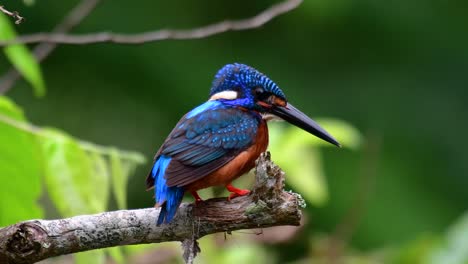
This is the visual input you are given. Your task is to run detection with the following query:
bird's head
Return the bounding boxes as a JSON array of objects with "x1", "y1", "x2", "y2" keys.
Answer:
[{"x1": 209, "y1": 63, "x2": 340, "y2": 147}]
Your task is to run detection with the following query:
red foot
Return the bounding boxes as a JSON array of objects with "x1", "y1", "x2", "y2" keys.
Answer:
[
  {"x1": 226, "y1": 183, "x2": 250, "y2": 201},
  {"x1": 191, "y1": 191, "x2": 203, "y2": 205}
]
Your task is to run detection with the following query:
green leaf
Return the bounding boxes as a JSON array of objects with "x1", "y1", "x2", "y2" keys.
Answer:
[
  {"x1": 39, "y1": 128, "x2": 99, "y2": 216},
  {"x1": 0, "y1": 13, "x2": 46, "y2": 97},
  {"x1": 110, "y1": 148, "x2": 128, "y2": 209},
  {"x1": 88, "y1": 152, "x2": 111, "y2": 212},
  {"x1": 274, "y1": 118, "x2": 362, "y2": 150},
  {"x1": 109, "y1": 150, "x2": 140, "y2": 209},
  {"x1": 0, "y1": 95, "x2": 145, "y2": 232},
  {"x1": 269, "y1": 123, "x2": 328, "y2": 206},
  {"x1": 314, "y1": 118, "x2": 363, "y2": 150},
  {"x1": 0, "y1": 96, "x2": 43, "y2": 227},
  {"x1": 268, "y1": 118, "x2": 361, "y2": 206}
]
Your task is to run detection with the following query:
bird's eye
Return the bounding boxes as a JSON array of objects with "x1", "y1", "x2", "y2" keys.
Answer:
[
  {"x1": 253, "y1": 87, "x2": 264, "y2": 95},
  {"x1": 253, "y1": 87, "x2": 272, "y2": 104}
]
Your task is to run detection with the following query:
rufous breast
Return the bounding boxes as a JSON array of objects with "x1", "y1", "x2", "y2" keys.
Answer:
[{"x1": 186, "y1": 120, "x2": 269, "y2": 192}]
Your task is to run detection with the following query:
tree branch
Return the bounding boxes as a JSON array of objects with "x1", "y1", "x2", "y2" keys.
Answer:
[
  {"x1": 0, "y1": 0, "x2": 302, "y2": 46},
  {"x1": 0, "y1": 152, "x2": 303, "y2": 264},
  {"x1": 0, "y1": 5, "x2": 24, "y2": 25},
  {"x1": 0, "y1": 0, "x2": 101, "y2": 94}
]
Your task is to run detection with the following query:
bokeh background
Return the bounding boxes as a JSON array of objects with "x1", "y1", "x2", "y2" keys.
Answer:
[{"x1": 1, "y1": 0, "x2": 468, "y2": 263}]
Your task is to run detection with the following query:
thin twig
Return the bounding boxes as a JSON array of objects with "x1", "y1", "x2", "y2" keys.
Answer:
[
  {"x1": 0, "y1": 0, "x2": 102, "y2": 94},
  {"x1": 0, "y1": 0, "x2": 302, "y2": 46},
  {"x1": 0, "y1": 113, "x2": 145, "y2": 163},
  {"x1": 0, "y1": 5, "x2": 24, "y2": 24}
]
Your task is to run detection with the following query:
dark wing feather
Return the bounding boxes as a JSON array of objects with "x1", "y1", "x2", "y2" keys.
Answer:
[
  {"x1": 147, "y1": 101, "x2": 260, "y2": 189},
  {"x1": 164, "y1": 154, "x2": 234, "y2": 186}
]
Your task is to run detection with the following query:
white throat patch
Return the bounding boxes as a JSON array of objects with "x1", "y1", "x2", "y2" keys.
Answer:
[
  {"x1": 262, "y1": 113, "x2": 283, "y2": 122},
  {"x1": 209, "y1": 91, "x2": 238, "y2": 101}
]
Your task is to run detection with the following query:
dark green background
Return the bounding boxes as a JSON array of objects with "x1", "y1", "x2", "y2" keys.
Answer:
[{"x1": 2, "y1": 0, "x2": 468, "y2": 259}]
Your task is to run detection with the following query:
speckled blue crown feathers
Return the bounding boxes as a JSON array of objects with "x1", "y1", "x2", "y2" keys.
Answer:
[{"x1": 210, "y1": 63, "x2": 286, "y2": 99}]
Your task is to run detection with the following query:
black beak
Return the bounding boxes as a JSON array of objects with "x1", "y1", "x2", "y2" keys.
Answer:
[{"x1": 269, "y1": 103, "x2": 341, "y2": 147}]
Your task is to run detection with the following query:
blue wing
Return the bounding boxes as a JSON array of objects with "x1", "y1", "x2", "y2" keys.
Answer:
[{"x1": 146, "y1": 100, "x2": 261, "y2": 189}]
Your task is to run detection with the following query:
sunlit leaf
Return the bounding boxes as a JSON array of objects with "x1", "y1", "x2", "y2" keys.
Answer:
[
  {"x1": 268, "y1": 118, "x2": 361, "y2": 206},
  {"x1": 272, "y1": 118, "x2": 362, "y2": 150},
  {"x1": 39, "y1": 128, "x2": 96, "y2": 216},
  {"x1": 284, "y1": 148, "x2": 326, "y2": 205},
  {"x1": 79, "y1": 142, "x2": 145, "y2": 211},
  {"x1": 0, "y1": 14, "x2": 46, "y2": 97},
  {"x1": 269, "y1": 124, "x2": 328, "y2": 205},
  {"x1": 88, "y1": 152, "x2": 110, "y2": 212},
  {"x1": 313, "y1": 118, "x2": 362, "y2": 150},
  {"x1": 114, "y1": 158, "x2": 139, "y2": 208},
  {"x1": 121, "y1": 159, "x2": 138, "y2": 184},
  {"x1": 110, "y1": 148, "x2": 127, "y2": 209},
  {"x1": 0, "y1": 96, "x2": 43, "y2": 226}
]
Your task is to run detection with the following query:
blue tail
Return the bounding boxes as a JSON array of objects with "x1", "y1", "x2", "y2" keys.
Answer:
[{"x1": 151, "y1": 155, "x2": 185, "y2": 225}]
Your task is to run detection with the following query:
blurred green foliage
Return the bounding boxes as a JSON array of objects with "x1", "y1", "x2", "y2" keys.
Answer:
[
  {"x1": 0, "y1": 96, "x2": 145, "y2": 264},
  {"x1": 0, "y1": 96, "x2": 42, "y2": 225},
  {"x1": 269, "y1": 120, "x2": 362, "y2": 206},
  {"x1": 1, "y1": 0, "x2": 468, "y2": 263}
]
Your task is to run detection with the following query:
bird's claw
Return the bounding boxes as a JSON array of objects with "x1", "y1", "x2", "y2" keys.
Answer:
[
  {"x1": 191, "y1": 191, "x2": 204, "y2": 205},
  {"x1": 227, "y1": 189, "x2": 250, "y2": 201},
  {"x1": 194, "y1": 198, "x2": 203, "y2": 205}
]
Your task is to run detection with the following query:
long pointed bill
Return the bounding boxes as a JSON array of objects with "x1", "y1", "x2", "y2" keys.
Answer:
[{"x1": 269, "y1": 103, "x2": 341, "y2": 147}]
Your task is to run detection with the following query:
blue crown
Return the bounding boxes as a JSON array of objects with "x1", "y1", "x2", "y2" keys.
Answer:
[{"x1": 210, "y1": 63, "x2": 286, "y2": 99}]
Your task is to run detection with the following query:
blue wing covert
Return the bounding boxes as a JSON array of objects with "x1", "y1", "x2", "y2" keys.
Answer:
[{"x1": 146, "y1": 101, "x2": 261, "y2": 189}]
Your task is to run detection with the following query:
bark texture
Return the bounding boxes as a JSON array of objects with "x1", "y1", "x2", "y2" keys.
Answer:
[{"x1": 0, "y1": 152, "x2": 303, "y2": 264}]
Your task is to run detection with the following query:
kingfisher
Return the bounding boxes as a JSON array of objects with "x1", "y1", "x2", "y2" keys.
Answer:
[{"x1": 146, "y1": 63, "x2": 340, "y2": 225}]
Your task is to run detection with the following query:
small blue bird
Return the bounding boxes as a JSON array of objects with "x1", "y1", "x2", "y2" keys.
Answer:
[{"x1": 146, "y1": 63, "x2": 339, "y2": 225}]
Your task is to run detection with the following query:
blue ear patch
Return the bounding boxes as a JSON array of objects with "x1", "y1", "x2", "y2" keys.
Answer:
[{"x1": 186, "y1": 101, "x2": 221, "y2": 118}]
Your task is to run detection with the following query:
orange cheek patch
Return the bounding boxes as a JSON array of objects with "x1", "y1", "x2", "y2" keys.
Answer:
[{"x1": 273, "y1": 97, "x2": 287, "y2": 107}]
